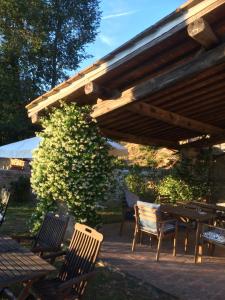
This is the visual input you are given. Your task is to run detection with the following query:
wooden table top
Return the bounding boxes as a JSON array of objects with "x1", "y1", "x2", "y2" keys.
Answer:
[
  {"x1": 161, "y1": 205, "x2": 215, "y2": 222},
  {"x1": 0, "y1": 236, "x2": 55, "y2": 288},
  {"x1": 191, "y1": 201, "x2": 225, "y2": 213}
]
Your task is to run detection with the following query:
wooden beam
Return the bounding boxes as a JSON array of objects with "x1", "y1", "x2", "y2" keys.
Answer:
[
  {"x1": 84, "y1": 82, "x2": 120, "y2": 100},
  {"x1": 31, "y1": 113, "x2": 40, "y2": 124},
  {"x1": 128, "y1": 102, "x2": 225, "y2": 135},
  {"x1": 27, "y1": 0, "x2": 225, "y2": 120},
  {"x1": 187, "y1": 18, "x2": 219, "y2": 49},
  {"x1": 92, "y1": 41, "x2": 225, "y2": 119},
  {"x1": 180, "y1": 134, "x2": 225, "y2": 148},
  {"x1": 101, "y1": 128, "x2": 178, "y2": 148}
]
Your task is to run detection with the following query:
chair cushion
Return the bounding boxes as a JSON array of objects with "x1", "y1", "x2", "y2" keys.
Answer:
[
  {"x1": 125, "y1": 190, "x2": 140, "y2": 208},
  {"x1": 163, "y1": 223, "x2": 175, "y2": 233},
  {"x1": 203, "y1": 229, "x2": 225, "y2": 244},
  {"x1": 137, "y1": 201, "x2": 161, "y2": 233},
  {"x1": 142, "y1": 223, "x2": 175, "y2": 234},
  {"x1": 137, "y1": 201, "x2": 160, "y2": 209}
]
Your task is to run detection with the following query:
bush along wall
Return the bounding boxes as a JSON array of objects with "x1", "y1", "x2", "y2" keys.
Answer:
[{"x1": 30, "y1": 102, "x2": 114, "y2": 232}]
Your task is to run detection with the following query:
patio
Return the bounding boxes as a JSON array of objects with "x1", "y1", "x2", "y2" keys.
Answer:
[{"x1": 101, "y1": 222, "x2": 225, "y2": 300}]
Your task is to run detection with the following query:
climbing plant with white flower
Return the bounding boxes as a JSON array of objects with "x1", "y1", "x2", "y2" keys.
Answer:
[{"x1": 30, "y1": 102, "x2": 113, "y2": 231}]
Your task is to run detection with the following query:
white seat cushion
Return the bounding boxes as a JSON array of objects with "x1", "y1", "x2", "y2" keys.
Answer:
[
  {"x1": 203, "y1": 230, "x2": 225, "y2": 244},
  {"x1": 163, "y1": 223, "x2": 175, "y2": 233}
]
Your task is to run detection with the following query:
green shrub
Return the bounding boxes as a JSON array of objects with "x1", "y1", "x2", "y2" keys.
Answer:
[
  {"x1": 30, "y1": 102, "x2": 114, "y2": 231},
  {"x1": 124, "y1": 166, "x2": 157, "y2": 201},
  {"x1": 157, "y1": 175, "x2": 193, "y2": 204}
]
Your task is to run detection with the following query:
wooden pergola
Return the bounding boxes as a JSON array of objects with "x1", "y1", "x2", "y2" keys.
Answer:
[{"x1": 26, "y1": 0, "x2": 225, "y2": 149}]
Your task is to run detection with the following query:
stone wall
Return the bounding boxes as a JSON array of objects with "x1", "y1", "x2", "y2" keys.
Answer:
[
  {"x1": 0, "y1": 169, "x2": 30, "y2": 189},
  {"x1": 211, "y1": 155, "x2": 225, "y2": 203}
]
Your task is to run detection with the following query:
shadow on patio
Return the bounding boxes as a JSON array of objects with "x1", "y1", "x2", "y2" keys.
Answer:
[{"x1": 101, "y1": 223, "x2": 225, "y2": 300}]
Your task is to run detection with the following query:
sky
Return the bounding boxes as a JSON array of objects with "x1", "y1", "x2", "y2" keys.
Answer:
[{"x1": 78, "y1": 0, "x2": 185, "y2": 71}]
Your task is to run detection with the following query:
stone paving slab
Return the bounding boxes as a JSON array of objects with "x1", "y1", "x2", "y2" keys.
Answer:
[{"x1": 100, "y1": 223, "x2": 225, "y2": 300}]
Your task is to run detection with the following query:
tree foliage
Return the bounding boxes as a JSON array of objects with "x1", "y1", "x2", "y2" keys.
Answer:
[
  {"x1": 30, "y1": 102, "x2": 113, "y2": 231},
  {"x1": 0, "y1": 0, "x2": 101, "y2": 144}
]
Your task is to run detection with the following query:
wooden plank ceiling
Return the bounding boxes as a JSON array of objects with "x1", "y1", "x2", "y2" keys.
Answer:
[{"x1": 26, "y1": 0, "x2": 225, "y2": 149}]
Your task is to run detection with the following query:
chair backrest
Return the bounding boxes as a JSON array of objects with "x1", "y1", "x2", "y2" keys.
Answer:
[
  {"x1": 0, "y1": 189, "x2": 10, "y2": 226},
  {"x1": 58, "y1": 223, "x2": 103, "y2": 298},
  {"x1": 135, "y1": 201, "x2": 161, "y2": 234},
  {"x1": 34, "y1": 213, "x2": 69, "y2": 250},
  {"x1": 124, "y1": 189, "x2": 140, "y2": 208}
]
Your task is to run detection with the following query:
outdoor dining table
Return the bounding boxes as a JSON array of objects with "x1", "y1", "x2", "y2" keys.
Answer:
[
  {"x1": 161, "y1": 204, "x2": 215, "y2": 263},
  {"x1": 0, "y1": 236, "x2": 56, "y2": 300}
]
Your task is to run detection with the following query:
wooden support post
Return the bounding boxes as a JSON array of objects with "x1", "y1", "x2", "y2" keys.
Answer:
[{"x1": 187, "y1": 18, "x2": 219, "y2": 49}]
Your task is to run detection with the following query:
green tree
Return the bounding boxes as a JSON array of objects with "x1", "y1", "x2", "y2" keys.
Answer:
[
  {"x1": 0, "y1": 0, "x2": 101, "y2": 144},
  {"x1": 30, "y1": 102, "x2": 113, "y2": 231}
]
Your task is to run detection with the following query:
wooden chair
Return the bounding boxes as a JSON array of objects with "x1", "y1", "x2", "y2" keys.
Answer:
[
  {"x1": 29, "y1": 223, "x2": 103, "y2": 300},
  {"x1": 119, "y1": 189, "x2": 139, "y2": 236},
  {"x1": 14, "y1": 212, "x2": 69, "y2": 257},
  {"x1": 132, "y1": 201, "x2": 178, "y2": 261},
  {"x1": 198, "y1": 223, "x2": 225, "y2": 263},
  {"x1": 0, "y1": 189, "x2": 10, "y2": 226}
]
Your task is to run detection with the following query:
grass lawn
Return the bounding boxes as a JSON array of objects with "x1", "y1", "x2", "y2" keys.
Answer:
[{"x1": 0, "y1": 202, "x2": 176, "y2": 300}]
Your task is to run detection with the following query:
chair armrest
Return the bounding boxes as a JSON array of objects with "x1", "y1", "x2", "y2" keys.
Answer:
[
  {"x1": 159, "y1": 219, "x2": 177, "y2": 225},
  {"x1": 42, "y1": 250, "x2": 66, "y2": 260},
  {"x1": 58, "y1": 271, "x2": 96, "y2": 291},
  {"x1": 11, "y1": 235, "x2": 35, "y2": 243}
]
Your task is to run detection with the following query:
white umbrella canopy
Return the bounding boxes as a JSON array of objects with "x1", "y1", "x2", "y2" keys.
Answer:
[{"x1": 0, "y1": 137, "x2": 128, "y2": 159}]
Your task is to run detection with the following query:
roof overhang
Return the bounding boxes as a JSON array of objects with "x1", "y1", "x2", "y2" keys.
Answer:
[{"x1": 26, "y1": 0, "x2": 225, "y2": 149}]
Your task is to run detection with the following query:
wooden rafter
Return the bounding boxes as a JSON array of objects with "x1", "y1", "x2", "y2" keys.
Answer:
[
  {"x1": 181, "y1": 134, "x2": 225, "y2": 148},
  {"x1": 187, "y1": 17, "x2": 219, "y2": 49},
  {"x1": 101, "y1": 128, "x2": 178, "y2": 148},
  {"x1": 128, "y1": 102, "x2": 225, "y2": 135},
  {"x1": 92, "y1": 42, "x2": 225, "y2": 119}
]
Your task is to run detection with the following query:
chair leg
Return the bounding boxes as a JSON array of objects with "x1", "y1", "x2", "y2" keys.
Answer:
[
  {"x1": 156, "y1": 231, "x2": 163, "y2": 262},
  {"x1": 197, "y1": 236, "x2": 203, "y2": 263},
  {"x1": 149, "y1": 236, "x2": 152, "y2": 248},
  {"x1": 119, "y1": 219, "x2": 125, "y2": 236},
  {"x1": 132, "y1": 226, "x2": 138, "y2": 252},
  {"x1": 210, "y1": 243, "x2": 215, "y2": 256},
  {"x1": 184, "y1": 226, "x2": 189, "y2": 254},
  {"x1": 140, "y1": 231, "x2": 143, "y2": 245},
  {"x1": 173, "y1": 223, "x2": 178, "y2": 257}
]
